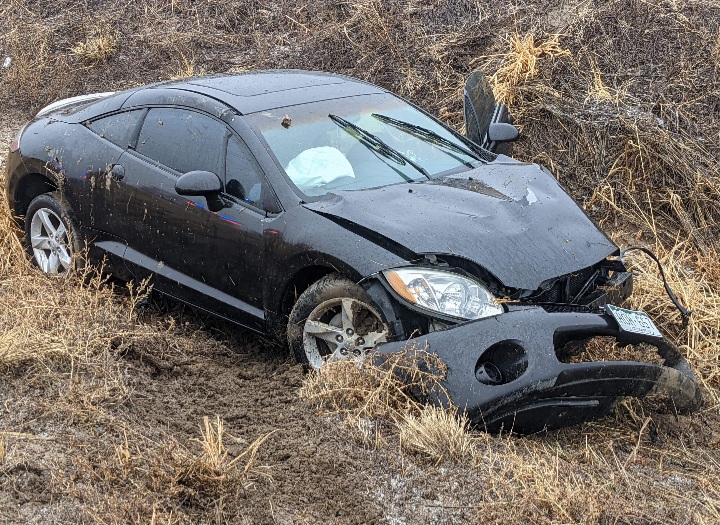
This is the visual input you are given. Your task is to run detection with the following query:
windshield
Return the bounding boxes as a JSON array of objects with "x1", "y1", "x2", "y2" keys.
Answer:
[{"x1": 246, "y1": 94, "x2": 484, "y2": 197}]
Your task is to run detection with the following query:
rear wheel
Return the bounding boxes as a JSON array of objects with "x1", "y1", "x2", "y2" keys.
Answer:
[
  {"x1": 24, "y1": 192, "x2": 81, "y2": 275},
  {"x1": 287, "y1": 274, "x2": 390, "y2": 369}
]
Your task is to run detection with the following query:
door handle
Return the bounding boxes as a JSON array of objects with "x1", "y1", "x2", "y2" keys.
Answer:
[{"x1": 110, "y1": 164, "x2": 125, "y2": 181}]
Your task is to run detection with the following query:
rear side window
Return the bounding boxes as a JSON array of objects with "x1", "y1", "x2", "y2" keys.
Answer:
[
  {"x1": 86, "y1": 110, "x2": 144, "y2": 149},
  {"x1": 135, "y1": 108, "x2": 226, "y2": 175}
]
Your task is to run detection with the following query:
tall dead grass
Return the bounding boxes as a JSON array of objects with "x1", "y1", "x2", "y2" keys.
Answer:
[
  {"x1": 1, "y1": 0, "x2": 720, "y2": 521},
  {"x1": 0, "y1": 205, "x2": 149, "y2": 370}
]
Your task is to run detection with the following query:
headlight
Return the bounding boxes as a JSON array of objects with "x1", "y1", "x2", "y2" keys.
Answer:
[{"x1": 383, "y1": 268, "x2": 503, "y2": 320}]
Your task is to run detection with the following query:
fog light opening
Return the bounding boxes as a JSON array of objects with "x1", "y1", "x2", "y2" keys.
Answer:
[
  {"x1": 475, "y1": 340, "x2": 528, "y2": 386},
  {"x1": 475, "y1": 362, "x2": 503, "y2": 385}
]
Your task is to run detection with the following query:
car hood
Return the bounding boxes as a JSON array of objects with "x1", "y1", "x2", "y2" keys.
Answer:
[{"x1": 303, "y1": 161, "x2": 618, "y2": 291}]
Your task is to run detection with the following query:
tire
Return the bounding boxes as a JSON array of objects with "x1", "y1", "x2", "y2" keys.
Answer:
[
  {"x1": 287, "y1": 274, "x2": 390, "y2": 369},
  {"x1": 24, "y1": 192, "x2": 82, "y2": 275}
]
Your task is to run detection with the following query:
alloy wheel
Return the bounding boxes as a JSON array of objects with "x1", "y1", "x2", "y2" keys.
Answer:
[
  {"x1": 29, "y1": 207, "x2": 73, "y2": 273},
  {"x1": 302, "y1": 297, "x2": 389, "y2": 369}
]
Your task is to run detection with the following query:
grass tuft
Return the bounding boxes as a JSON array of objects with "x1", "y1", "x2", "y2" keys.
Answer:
[
  {"x1": 174, "y1": 416, "x2": 274, "y2": 490},
  {"x1": 398, "y1": 405, "x2": 474, "y2": 464},
  {"x1": 478, "y1": 32, "x2": 571, "y2": 105},
  {"x1": 71, "y1": 32, "x2": 117, "y2": 65}
]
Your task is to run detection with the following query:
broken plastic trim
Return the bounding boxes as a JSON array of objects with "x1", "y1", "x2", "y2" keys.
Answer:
[{"x1": 373, "y1": 306, "x2": 702, "y2": 434}]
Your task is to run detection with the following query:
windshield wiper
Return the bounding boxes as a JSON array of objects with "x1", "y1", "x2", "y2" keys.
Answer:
[
  {"x1": 371, "y1": 113, "x2": 480, "y2": 168},
  {"x1": 328, "y1": 114, "x2": 430, "y2": 179}
]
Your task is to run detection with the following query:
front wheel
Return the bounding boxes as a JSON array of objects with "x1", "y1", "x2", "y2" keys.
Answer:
[
  {"x1": 24, "y1": 192, "x2": 81, "y2": 275},
  {"x1": 287, "y1": 274, "x2": 390, "y2": 369}
]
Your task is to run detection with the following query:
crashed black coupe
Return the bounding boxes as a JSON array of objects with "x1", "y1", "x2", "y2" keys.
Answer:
[{"x1": 5, "y1": 70, "x2": 701, "y2": 433}]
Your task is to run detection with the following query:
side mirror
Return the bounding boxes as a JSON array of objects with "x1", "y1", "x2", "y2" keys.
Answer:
[
  {"x1": 463, "y1": 71, "x2": 496, "y2": 148},
  {"x1": 175, "y1": 170, "x2": 222, "y2": 195},
  {"x1": 487, "y1": 122, "x2": 519, "y2": 143},
  {"x1": 175, "y1": 170, "x2": 226, "y2": 212},
  {"x1": 464, "y1": 70, "x2": 518, "y2": 154}
]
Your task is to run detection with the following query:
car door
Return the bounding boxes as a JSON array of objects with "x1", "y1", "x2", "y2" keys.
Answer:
[
  {"x1": 463, "y1": 71, "x2": 516, "y2": 155},
  {"x1": 111, "y1": 107, "x2": 238, "y2": 315},
  {"x1": 197, "y1": 133, "x2": 281, "y2": 328}
]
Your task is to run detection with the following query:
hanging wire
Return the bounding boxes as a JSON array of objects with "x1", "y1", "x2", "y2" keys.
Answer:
[{"x1": 620, "y1": 246, "x2": 691, "y2": 326}]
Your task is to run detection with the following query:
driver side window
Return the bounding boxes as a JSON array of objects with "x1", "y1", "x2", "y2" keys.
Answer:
[{"x1": 225, "y1": 135, "x2": 277, "y2": 212}]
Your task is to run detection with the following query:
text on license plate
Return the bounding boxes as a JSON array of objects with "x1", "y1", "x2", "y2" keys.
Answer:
[{"x1": 605, "y1": 304, "x2": 663, "y2": 338}]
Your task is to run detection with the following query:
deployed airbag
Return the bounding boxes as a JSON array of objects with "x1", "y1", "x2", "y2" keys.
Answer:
[{"x1": 285, "y1": 146, "x2": 355, "y2": 192}]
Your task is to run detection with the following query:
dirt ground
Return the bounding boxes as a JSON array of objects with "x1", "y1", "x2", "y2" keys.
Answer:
[{"x1": 0, "y1": 325, "x2": 384, "y2": 524}]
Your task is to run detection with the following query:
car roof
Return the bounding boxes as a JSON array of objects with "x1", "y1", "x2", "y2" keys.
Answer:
[{"x1": 154, "y1": 70, "x2": 387, "y2": 115}]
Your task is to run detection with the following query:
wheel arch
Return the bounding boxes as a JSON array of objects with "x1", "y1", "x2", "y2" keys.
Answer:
[
  {"x1": 267, "y1": 261, "x2": 365, "y2": 340},
  {"x1": 12, "y1": 172, "x2": 59, "y2": 221},
  {"x1": 279, "y1": 265, "x2": 337, "y2": 321}
]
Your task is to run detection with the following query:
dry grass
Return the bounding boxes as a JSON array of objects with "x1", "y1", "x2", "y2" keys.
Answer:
[
  {"x1": 625, "y1": 247, "x2": 720, "y2": 402},
  {"x1": 398, "y1": 405, "x2": 474, "y2": 464},
  {"x1": 299, "y1": 342, "x2": 448, "y2": 420},
  {"x1": 174, "y1": 416, "x2": 274, "y2": 489},
  {"x1": 71, "y1": 32, "x2": 117, "y2": 65},
  {"x1": 478, "y1": 32, "x2": 571, "y2": 105},
  {"x1": 170, "y1": 51, "x2": 206, "y2": 80},
  {"x1": 1, "y1": 0, "x2": 720, "y2": 522},
  {"x1": 0, "y1": 206, "x2": 150, "y2": 371}
]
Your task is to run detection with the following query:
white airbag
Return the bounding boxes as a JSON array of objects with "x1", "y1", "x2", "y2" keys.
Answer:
[{"x1": 285, "y1": 146, "x2": 355, "y2": 191}]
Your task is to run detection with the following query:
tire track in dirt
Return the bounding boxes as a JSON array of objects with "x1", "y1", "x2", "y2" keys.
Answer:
[{"x1": 122, "y1": 324, "x2": 385, "y2": 524}]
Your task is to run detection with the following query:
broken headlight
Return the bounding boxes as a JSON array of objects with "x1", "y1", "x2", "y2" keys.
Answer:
[{"x1": 383, "y1": 268, "x2": 503, "y2": 320}]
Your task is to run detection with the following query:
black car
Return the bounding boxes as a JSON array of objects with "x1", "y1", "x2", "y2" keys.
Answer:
[{"x1": 5, "y1": 70, "x2": 701, "y2": 432}]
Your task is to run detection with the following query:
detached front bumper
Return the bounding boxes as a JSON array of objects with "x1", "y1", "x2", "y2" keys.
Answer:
[{"x1": 374, "y1": 306, "x2": 702, "y2": 434}]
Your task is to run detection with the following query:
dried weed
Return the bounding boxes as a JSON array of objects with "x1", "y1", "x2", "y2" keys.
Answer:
[
  {"x1": 174, "y1": 416, "x2": 274, "y2": 490},
  {"x1": 480, "y1": 32, "x2": 571, "y2": 104},
  {"x1": 398, "y1": 405, "x2": 474, "y2": 464},
  {"x1": 71, "y1": 32, "x2": 117, "y2": 65}
]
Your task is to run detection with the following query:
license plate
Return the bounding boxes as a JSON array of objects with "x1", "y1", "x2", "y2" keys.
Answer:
[{"x1": 605, "y1": 304, "x2": 663, "y2": 338}]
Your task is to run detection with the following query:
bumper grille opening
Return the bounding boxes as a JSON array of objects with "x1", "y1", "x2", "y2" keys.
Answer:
[
  {"x1": 475, "y1": 340, "x2": 528, "y2": 385},
  {"x1": 532, "y1": 266, "x2": 598, "y2": 304},
  {"x1": 556, "y1": 336, "x2": 665, "y2": 365}
]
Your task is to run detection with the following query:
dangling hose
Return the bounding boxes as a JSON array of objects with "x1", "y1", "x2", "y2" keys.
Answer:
[{"x1": 620, "y1": 246, "x2": 691, "y2": 326}]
